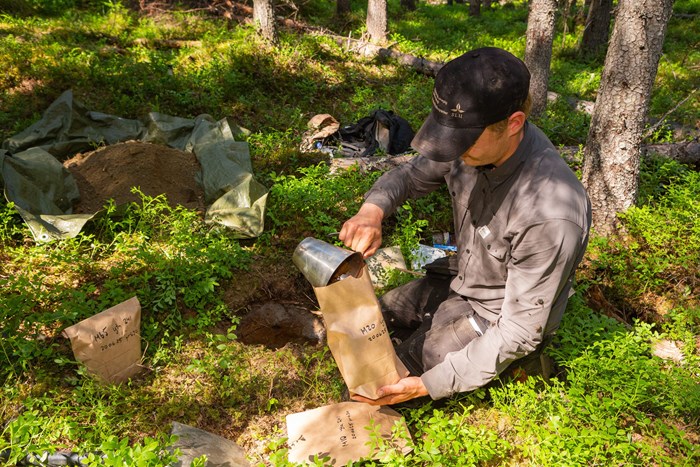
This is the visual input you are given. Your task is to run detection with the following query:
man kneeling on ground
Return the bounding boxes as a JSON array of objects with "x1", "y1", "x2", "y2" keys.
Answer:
[{"x1": 339, "y1": 47, "x2": 592, "y2": 406}]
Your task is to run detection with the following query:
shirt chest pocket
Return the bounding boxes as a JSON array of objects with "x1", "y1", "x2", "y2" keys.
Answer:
[{"x1": 476, "y1": 229, "x2": 510, "y2": 282}]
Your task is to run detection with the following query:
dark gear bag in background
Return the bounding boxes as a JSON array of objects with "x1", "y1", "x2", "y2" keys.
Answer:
[
  {"x1": 301, "y1": 110, "x2": 415, "y2": 157},
  {"x1": 337, "y1": 109, "x2": 415, "y2": 157}
]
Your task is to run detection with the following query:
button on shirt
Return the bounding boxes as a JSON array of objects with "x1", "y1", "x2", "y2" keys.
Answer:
[{"x1": 364, "y1": 123, "x2": 592, "y2": 399}]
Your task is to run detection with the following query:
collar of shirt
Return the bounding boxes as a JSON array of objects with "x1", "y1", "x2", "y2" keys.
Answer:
[{"x1": 481, "y1": 121, "x2": 532, "y2": 188}]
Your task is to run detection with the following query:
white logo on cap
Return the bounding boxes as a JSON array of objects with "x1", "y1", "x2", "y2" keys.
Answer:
[{"x1": 451, "y1": 103, "x2": 465, "y2": 118}]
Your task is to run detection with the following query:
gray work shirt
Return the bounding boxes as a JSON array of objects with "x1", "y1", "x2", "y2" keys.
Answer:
[{"x1": 364, "y1": 122, "x2": 592, "y2": 399}]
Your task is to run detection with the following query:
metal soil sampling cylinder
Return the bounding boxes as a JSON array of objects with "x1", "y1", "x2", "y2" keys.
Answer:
[
  {"x1": 292, "y1": 237, "x2": 365, "y2": 286},
  {"x1": 293, "y1": 237, "x2": 408, "y2": 399}
]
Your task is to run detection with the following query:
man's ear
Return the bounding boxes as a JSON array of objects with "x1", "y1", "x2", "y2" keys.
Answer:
[{"x1": 507, "y1": 111, "x2": 526, "y2": 136}]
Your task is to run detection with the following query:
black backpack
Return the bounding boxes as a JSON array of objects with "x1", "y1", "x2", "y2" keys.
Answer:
[{"x1": 334, "y1": 109, "x2": 415, "y2": 157}]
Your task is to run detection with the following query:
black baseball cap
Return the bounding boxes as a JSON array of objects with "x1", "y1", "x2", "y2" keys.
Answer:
[{"x1": 411, "y1": 47, "x2": 530, "y2": 162}]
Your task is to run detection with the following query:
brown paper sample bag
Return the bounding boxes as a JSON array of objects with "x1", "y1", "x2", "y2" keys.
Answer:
[
  {"x1": 314, "y1": 267, "x2": 408, "y2": 399},
  {"x1": 63, "y1": 296, "x2": 142, "y2": 383},
  {"x1": 286, "y1": 402, "x2": 411, "y2": 465}
]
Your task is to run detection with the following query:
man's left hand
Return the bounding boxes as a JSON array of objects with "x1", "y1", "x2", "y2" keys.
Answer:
[{"x1": 351, "y1": 376, "x2": 429, "y2": 406}]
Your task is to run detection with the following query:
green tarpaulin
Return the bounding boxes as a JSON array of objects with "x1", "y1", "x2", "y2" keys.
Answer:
[{"x1": 0, "y1": 90, "x2": 268, "y2": 242}]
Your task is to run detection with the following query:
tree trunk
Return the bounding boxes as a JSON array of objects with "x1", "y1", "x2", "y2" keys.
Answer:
[
  {"x1": 581, "y1": 0, "x2": 674, "y2": 236},
  {"x1": 400, "y1": 0, "x2": 417, "y2": 11},
  {"x1": 581, "y1": 0, "x2": 613, "y2": 56},
  {"x1": 336, "y1": 0, "x2": 351, "y2": 17},
  {"x1": 483, "y1": 0, "x2": 492, "y2": 8},
  {"x1": 367, "y1": 0, "x2": 388, "y2": 44},
  {"x1": 469, "y1": 0, "x2": 481, "y2": 17},
  {"x1": 524, "y1": 0, "x2": 557, "y2": 118},
  {"x1": 253, "y1": 0, "x2": 278, "y2": 44}
]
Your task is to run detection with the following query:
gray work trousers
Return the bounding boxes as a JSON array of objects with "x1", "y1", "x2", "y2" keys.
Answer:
[
  {"x1": 379, "y1": 258, "x2": 489, "y2": 376},
  {"x1": 380, "y1": 258, "x2": 550, "y2": 380}
]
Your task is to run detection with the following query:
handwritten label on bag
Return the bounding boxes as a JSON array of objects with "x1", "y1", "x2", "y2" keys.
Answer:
[
  {"x1": 360, "y1": 321, "x2": 388, "y2": 342},
  {"x1": 286, "y1": 402, "x2": 411, "y2": 465},
  {"x1": 63, "y1": 296, "x2": 143, "y2": 383},
  {"x1": 313, "y1": 267, "x2": 409, "y2": 399},
  {"x1": 336, "y1": 409, "x2": 358, "y2": 447}
]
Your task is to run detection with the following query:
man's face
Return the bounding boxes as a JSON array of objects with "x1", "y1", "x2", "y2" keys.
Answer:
[{"x1": 459, "y1": 125, "x2": 511, "y2": 167}]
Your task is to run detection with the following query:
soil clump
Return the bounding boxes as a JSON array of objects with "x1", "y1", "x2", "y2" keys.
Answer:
[{"x1": 64, "y1": 141, "x2": 206, "y2": 214}]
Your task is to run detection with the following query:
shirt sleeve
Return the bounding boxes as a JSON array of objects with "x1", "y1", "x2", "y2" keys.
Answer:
[
  {"x1": 421, "y1": 219, "x2": 586, "y2": 399},
  {"x1": 363, "y1": 155, "x2": 452, "y2": 216}
]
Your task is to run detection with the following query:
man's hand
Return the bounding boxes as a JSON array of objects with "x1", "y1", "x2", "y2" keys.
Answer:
[
  {"x1": 339, "y1": 203, "x2": 384, "y2": 258},
  {"x1": 350, "y1": 376, "x2": 429, "y2": 406}
]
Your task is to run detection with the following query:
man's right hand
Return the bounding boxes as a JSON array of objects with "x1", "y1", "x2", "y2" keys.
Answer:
[{"x1": 339, "y1": 203, "x2": 384, "y2": 258}]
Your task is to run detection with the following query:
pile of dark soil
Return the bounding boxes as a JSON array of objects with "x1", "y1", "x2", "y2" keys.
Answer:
[{"x1": 64, "y1": 141, "x2": 206, "y2": 214}]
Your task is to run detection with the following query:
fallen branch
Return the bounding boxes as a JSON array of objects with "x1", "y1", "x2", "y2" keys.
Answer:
[
  {"x1": 329, "y1": 154, "x2": 416, "y2": 173},
  {"x1": 324, "y1": 34, "x2": 443, "y2": 76},
  {"x1": 559, "y1": 142, "x2": 700, "y2": 168},
  {"x1": 643, "y1": 89, "x2": 697, "y2": 139},
  {"x1": 132, "y1": 38, "x2": 203, "y2": 48},
  {"x1": 547, "y1": 91, "x2": 595, "y2": 115},
  {"x1": 672, "y1": 13, "x2": 698, "y2": 19},
  {"x1": 641, "y1": 141, "x2": 700, "y2": 165},
  {"x1": 225, "y1": 2, "x2": 326, "y2": 32}
]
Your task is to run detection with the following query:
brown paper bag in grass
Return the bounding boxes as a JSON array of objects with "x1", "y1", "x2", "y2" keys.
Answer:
[
  {"x1": 313, "y1": 266, "x2": 408, "y2": 400},
  {"x1": 286, "y1": 402, "x2": 411, "y2": 465},
  {"x1": 63, "y1": 296, "x2": 142, "y2": 384}
]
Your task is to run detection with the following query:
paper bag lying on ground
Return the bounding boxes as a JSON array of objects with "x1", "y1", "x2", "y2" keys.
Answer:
[
  {"x1": 63, "y1": 296, "x2": 142, "y2": 383},
  {"x1": 314, "y1": 267, "x2": 408, "y2": 399},
  {"x1": 286, "y1": 402, "x2": 411, "y2": 465}
]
